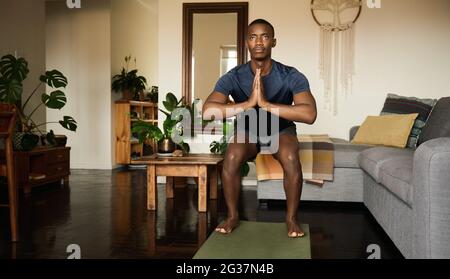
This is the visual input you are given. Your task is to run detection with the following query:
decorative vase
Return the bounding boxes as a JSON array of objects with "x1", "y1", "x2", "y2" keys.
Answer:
[
  {"x1": 54, "y1": 135, "x2": 67, "y2": 147},
  {"x1": 157, "y1": 138, "x2": 175, "y2": 154},
  {"x1": 13, "y1": 133, "x2": 39, "y2": 151}
]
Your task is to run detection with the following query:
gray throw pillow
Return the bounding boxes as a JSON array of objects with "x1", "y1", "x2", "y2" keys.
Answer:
[{"x1": 417, "y1": 97, "x2": 450, "y2": 146}]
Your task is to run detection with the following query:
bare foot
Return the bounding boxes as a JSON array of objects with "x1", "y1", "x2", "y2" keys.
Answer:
[
  {"x1": 286, "y1": 219, "x2": 305, "y2": 238},
  {"x1": 215, "y1": 217, "x2": 239, "y2": 234}
]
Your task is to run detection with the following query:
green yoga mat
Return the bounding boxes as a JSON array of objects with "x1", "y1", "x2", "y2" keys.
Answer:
[{"x1": 193, "y1": 221, "x2": 311, "y2": 259}]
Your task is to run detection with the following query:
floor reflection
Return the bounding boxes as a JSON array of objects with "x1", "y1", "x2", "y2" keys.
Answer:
[
  {"x1": 110, "y1": 171, "x2": 218, "y2": 259},
  {"x1": 146, "y1": 199, "x2": 218, "y2": 258}
]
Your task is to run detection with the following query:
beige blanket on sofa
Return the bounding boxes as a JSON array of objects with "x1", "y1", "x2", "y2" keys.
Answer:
[{"x1": 255, "y1": 134, "x2": 334, "y2": 186}]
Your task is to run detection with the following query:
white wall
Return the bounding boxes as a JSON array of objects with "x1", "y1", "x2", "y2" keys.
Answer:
[
  {"x1": 46, "y1": 0, "x2": 112, "y2": 169},
  {"x1": 0, "y1": 0, "x2": 46, "y2": 126},
  {"x1": 159, "y1": 0, "x2": 450, "y2": 147},
  {"x1": 111, "y1": 0, "x2": 159, "y2": 168},
  {"x1": 111, "y1": 0, "x2": 159, "y2": 87}
]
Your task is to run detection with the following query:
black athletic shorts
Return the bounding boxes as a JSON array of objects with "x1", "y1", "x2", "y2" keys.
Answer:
[{"x1": 229, "y1": 125, "x2": 298, "y2": 161}]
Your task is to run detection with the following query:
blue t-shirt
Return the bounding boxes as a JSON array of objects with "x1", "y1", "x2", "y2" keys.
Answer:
[{"x1": 213, "y1": 59, "x2": 310, "y2": 134}]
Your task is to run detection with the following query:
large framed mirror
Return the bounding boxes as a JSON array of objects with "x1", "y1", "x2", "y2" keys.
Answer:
[{"x1": 182, "y1": 2, "x2": 249, "y2": 106}]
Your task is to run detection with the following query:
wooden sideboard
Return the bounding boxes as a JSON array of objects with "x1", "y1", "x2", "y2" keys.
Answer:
[{"x1": 14, "y1": 146, "x2": 71, "y2": 193}]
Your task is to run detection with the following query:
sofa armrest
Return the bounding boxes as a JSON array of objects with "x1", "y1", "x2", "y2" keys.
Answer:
[
  {"x1": 349, "y1": 126, "x2": 360, "y2": 141},
  {"x1": 413, "y1": 137, "x2": 450, "y2": 258}
]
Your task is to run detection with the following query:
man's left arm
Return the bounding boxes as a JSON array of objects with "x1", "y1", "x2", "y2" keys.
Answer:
[{"x1": 259, "y1": 91, "x2": 317, "y2": 125}]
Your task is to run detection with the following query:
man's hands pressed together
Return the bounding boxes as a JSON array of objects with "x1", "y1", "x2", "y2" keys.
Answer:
[
  {"x1": 245, "y1": 67, "x2": 317, "y2": 125},
  {"x1": 247, "y1": 68, "x2": 269, "y2": 110}
]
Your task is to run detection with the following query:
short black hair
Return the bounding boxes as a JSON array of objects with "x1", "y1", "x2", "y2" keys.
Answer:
[{"x1": 248, "y1": 19, "x2": 275, "y2": 37}]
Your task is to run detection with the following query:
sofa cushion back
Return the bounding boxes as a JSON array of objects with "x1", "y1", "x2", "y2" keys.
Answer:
[{"x1": 418, "y1": 97, "x2": 450, "y2": 146}]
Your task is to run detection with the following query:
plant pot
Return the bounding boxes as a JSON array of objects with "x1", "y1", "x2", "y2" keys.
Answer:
[
  {"x1": 54, "y1": 135, "x2": 67, "y2": 147},
  {"x1": 40, "y1": 134, "x2": 67, "y2": 147},
  {"x1": 13, "y1": 133, "x2": 39, "y2": 151},
  {"x1": 157, "y1": 138, "x2": 176, "y2": 154},
  {"x1": 122, "y1": 89, "x2": 134, "y2": 100},
  {"x1": 139, "y1": 90, "x2": 146, "y2": 101}
]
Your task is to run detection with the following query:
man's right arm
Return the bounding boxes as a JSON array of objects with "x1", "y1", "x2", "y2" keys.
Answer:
[{"x1": 202, "y1": 92, "x2": 252, "y2": 121}]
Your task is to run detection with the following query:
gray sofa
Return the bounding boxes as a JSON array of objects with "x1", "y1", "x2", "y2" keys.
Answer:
[
  {"x1": 257, "y1": 97, "x2": 450, "y2": 258},
  {"x1": 257, "y1": 137, "x2": 373, "y2": 203}
]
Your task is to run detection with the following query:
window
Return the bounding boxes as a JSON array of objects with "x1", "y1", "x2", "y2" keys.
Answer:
[{"x1": 220, "y1": 45, "x2": 237, "y2": 76}]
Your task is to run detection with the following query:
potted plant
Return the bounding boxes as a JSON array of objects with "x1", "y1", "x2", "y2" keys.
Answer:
[
  {"x1": 0, "y1": 54, "x2": 77, "y2": 151},
  {"x1": 210, "y1": 120, "x2": 250, "y2": 177},
  {"x1": 132, "y1": 92, "x2": 190, "y2": 155},
  {"x1": 112, "y1": 55, "x2": 147, "y2": 101},
  {"x1": 146, "y1": 86, "x2": 158, "y2": 103}
]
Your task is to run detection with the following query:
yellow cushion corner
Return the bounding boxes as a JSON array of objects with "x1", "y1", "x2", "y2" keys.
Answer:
[{"x1": 351, "y1": 113, "x2": 418, "y2": 148}]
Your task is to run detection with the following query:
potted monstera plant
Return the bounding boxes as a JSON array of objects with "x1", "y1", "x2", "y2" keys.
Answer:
[
  {"x1": 0, "y1": 54, "x2": 77, "y2": 151},
  {"x1": 210, "y1": 120, "x2": 250, "y2": 177},
  {"x1": 112, "y1": 55, "x2": 147, "y2": 101},
  {"x1": 132, "y1": 92, "x2": 190, "y2": 155}
]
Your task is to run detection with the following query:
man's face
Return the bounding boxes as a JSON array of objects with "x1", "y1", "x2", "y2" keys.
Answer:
[{"x1": 246, "y1": 23, "x2": 276, "y2": 61}]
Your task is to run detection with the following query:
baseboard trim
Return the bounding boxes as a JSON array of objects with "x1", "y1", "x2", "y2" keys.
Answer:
[{"x1": 71, "y1": 162, "x2": 113, "y2": 170}]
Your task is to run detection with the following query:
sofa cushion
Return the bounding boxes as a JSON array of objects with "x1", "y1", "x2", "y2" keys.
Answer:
[
  {"x1": 331, "y1": 138, "x2": 373, "y2": 168},
  {"x1": 417, "y1": 97, "x2": 450, "y2": 146},
  {"x1": 381, "y1": 93, "x2": 437, "y2": 149},
  {"x1": 351, "y1": 114, "x2": 419, "y2": 148},
  {"x1": 358, "y1": 147, "x2": 414, "y2": 183},
  {"x1": 378, "y1": 157, "x2": 414, "y2": 206}
]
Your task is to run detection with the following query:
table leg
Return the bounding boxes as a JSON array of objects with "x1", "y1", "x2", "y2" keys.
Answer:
[
  {"x1": 198, "y1": 213, "x2": 208, "y2": 247},
  {"x1": 147, "y1": 211, "x2": 156, "y2": 255},
  {"x1": 198, "y1": 165, "x2": 208, "y2": 212},
  {"x1": 166, "y1": 176, "x2": 174, "y2": 199},
  {"x1": 209, "y1": 165, "x2": 218, "y2": 200},
  {"x1": 147, "y1": 164, "x2": 156, "y2": 211}
]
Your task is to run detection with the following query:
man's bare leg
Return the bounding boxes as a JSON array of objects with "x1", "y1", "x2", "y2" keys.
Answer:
[
  {"x1": 216, "y1": 134, "x2": 258, "y2": 234},
  {"x1": 272, "y1": 133, "x2": 305, "y2": 238}
]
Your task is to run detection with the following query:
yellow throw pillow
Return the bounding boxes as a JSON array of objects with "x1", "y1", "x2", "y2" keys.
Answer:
[{"x1": 351, "y1": 113, "x2": 419, "y2": 148}]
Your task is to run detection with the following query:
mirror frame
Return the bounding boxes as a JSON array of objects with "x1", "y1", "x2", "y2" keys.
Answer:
[{"x1": 182, "y1": 2, "x2": 249, "y2": 105}]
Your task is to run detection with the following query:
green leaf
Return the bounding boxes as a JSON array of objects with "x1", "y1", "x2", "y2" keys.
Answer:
[
  {"x1": 41, "y1": 90, "x2": 67, "y2": 109},
  {"x1": 177, "y1": 142, "x2": 190, "y2": 153},
  {"x1": 127, "y1": 69, "x2": 138, "y2": 77},
  {"x1": 162, "y1": 100, "x2": 175, "y2": 112},
  {"x1": 39, "y1": 69, "x2": 68, "y2": 88},
  {"x1": 163, "y1": 117, "x2": 177, "y2": 138},
  {"x1": 163, "y1": 92, "x2": 178, "y2": 111},
  {"x1": 0, "y1": 77, "x2": 22, "y2": 103},
  {"x1": 240, "y1": 162, "x2": 250, "y2": 177},
  {"x1": 131, "y1": 121, "x2": 163, "y2": 142},
  {"x1": 159, "y1": 109, "x2": 170, "y2": 118},
  {"x1": 59, "y1": 116, "x2": 77, "y2": 131},
  {"x1": 0, "y1": 54, "x2": 29, "y2": 82}
]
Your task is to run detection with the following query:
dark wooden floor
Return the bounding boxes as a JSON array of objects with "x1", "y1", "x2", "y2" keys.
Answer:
[{"x1": 0, "y1": 169, "x2": 403, "y2": 259}]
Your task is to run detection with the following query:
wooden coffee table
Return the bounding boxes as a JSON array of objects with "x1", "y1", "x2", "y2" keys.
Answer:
[{"x1": 132, "y1": 154, "x2": 224, "y2": 212}]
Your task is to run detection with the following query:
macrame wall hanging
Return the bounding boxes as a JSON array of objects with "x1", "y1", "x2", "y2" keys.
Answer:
[{"x1": 311, "y1": 0, "x2": 362, "y2": 115}]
